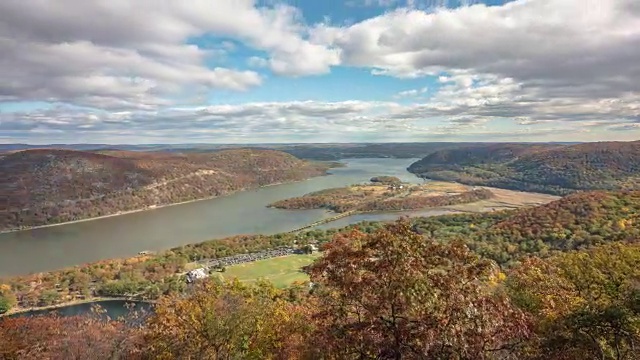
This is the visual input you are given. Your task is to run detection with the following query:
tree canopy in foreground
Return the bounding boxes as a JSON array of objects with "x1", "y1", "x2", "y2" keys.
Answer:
[{"x1": 1, "y1": 219, "x2": 639, "y2": 359}]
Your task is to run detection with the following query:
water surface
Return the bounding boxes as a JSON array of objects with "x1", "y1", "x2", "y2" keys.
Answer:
[
  {"x1": 7, "y1": 300, "x2": 152, "y2": 320},
  {"x1": 0, "y1": 158, "x2": 422, "y2": 276}
]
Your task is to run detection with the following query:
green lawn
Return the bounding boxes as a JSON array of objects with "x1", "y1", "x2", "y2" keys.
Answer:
[{"x1": 222, "y1": 253, "x2": 321, "y2": 288}]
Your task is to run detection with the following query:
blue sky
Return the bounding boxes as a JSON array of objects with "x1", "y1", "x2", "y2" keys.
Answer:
[{"x1": 0, "y1": 0, "x2": 639, "y2": 144}]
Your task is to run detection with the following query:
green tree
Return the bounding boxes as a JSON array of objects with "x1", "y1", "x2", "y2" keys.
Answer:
[
  {"x1": 507, "y1": 243, "x2": 640, "y2": 359},
  {"x1": 0, "y1": 294, "x2": 12, "y2": 314},
  {"x1": 38, "y1": 290, "x2": 61, "y2": 306}
]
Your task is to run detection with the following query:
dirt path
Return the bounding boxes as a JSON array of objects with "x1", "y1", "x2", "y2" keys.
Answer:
[{"x1": 444, "y1": 186, "x2": 560, "y2": 212}]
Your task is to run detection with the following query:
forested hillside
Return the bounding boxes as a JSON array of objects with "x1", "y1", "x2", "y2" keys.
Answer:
[
  {"x1": 1, "y1": 190, "x2": 637, "y2": 312},
  {"x1": 264, "y1": 142, "x2": 488, "y2": 160},
  {"x1": 413, "y1": 190, "x2": 640, "y2": 265},
  {"x1": 408, "y1": 141, "x2": 640, "y2": 195},
  {"x1": 2, "y1": 215, "x2": 639, "y2": 359},
  {"x1": 0, "y1": 148, "x2": 330, "y2": 231}
]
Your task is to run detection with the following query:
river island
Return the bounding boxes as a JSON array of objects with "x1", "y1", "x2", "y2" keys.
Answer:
[{"x1": 268, "y1": 177, "x2": 495, "y2": 214}]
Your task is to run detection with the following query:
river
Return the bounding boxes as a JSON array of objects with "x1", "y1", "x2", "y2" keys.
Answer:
[
  {"x1": 0, "y1": 158, "x2": 424, "y2": 276},
  {"x1": 7, "y1": 300, "x2": 153, "y2": 320}
]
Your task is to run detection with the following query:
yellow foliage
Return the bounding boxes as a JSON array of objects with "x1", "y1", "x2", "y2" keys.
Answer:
[{"x1": 616, "y1": 218, "x2": 628, "y2": 229}]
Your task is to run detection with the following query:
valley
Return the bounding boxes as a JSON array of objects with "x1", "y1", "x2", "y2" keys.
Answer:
[
  {"x1": 0, "y1": 158, "x2": 425, "y2": 276},
  {"x1": 2, "y1": 142, "x2": 639, "y2": 359},
  {"x1": 0, "y1": 187, "x2": 634, "y2": 317}
]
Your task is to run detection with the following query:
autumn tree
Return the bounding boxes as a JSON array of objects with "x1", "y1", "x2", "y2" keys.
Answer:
[
  {"x1": 507, "y1": 243, "x2": 640, "y2": 359},
  {"x1": 0, "y1": 306, "x2": 146, "y2": 360},
  {"x1": 307, "y1": 219, "x2": 531, "y2": 359},
  {"x1": 0, "y1": 294, "x2": 11, "y2": 314},
  {"x1": 0, "y1": 284, "x2": 15, "y2": 314},
  {"x1": 143, "y1": 279, "x2": 314, "y2": 359}
]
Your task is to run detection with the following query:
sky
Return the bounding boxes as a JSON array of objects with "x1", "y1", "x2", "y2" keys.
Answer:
[{"x1": 0, "y1": 0, "x2": 639, "y2": 144}]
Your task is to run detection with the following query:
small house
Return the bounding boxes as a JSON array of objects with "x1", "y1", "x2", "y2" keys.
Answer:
[{"x1": 186, "y1": 268, "x2": 209, "y2": 283}]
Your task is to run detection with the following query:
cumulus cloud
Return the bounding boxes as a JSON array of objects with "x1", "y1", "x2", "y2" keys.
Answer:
[
  {"x1": 313, "y1": 0, "x2": 640, "y2": 128},
  {"x1": 1, "y1": 0, "x2": 639, "y2": 143},
  {"x1": 0, "y1": 0, "x2": 339, "y2": 110},
  {"x1": 321, "y1": 0, "x2": 640, "y2": 88}
]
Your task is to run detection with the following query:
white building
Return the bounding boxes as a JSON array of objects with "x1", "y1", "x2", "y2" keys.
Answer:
[{"x1": 186, "y1": 268, "x2": 209, "y2": 283}]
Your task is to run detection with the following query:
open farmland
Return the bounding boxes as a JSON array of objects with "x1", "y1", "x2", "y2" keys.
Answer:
[{"x1": 221, "y1": 254, "x2": 321, "y2": 288}]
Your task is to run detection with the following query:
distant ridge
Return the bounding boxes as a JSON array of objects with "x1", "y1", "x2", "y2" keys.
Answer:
[
  {"x1": 0, "y1": 141, "x2": 583, "y2": 156},
  {"x1": 408, "y1": 141, "x2": 640, "y2": 195}
]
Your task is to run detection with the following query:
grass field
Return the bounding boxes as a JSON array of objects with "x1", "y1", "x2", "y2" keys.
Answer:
[{"x1": 222, "y1": 253, "x2": 321, "y2": 288}]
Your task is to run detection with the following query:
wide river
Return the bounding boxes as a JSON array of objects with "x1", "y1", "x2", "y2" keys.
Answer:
[{"x1": 0, "y1": 158, "x2": 436, "y2": 276}]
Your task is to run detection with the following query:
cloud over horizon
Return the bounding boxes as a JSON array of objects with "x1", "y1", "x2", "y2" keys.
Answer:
[{"x1": 0, "y1": 0, "x2": 639, "y2": 144}]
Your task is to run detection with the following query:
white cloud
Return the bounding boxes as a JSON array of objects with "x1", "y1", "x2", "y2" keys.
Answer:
[
  {"x1": 0, "y1": 0, "x2": 339, "y2": 110},
  {"x1": 3, "y1": 100, "x2": 638, "y2": 144},
  {"x1": 346, "y1": 0, "x2": 482, "y2": 9},
  {"x1": 312, "y1": 0, "x2": 640, "y2": 128},
  {"x1": 321, "y1": 0, "x2": 640, "y2": 88},
  {"x1": 1, "y1": 0, "x2": 640, "y2": 143},
  {"x1": 247, "y1": 56, "x2": 269, "y2": 68},
  {"x1": 394, "y1": 87, "x2": 428, "y2": 98}
]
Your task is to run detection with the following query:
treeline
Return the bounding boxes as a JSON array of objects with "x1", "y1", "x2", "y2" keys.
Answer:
[
  {"x1": 274, "y1": 142, "x2": 487, "y2": 160},
  {"x1": 369, "y1": 176, "x2": 402, "y2": 184},
  {"x1": 408, "y1": 141, "x2": 640, "y2": 195},
  {"x1": 2, "y1": 220, "x2": 639, "y2": 359},
  {"x1": 1, "y1": 148, "x2": 330, "y2": 231}
]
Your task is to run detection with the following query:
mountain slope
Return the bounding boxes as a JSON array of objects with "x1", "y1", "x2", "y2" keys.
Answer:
[
  {"x1": 408, "y1": 141, "x2": 640, "y2": 195},
  {"x1": 413, "y1": 190, "x2": 640, "y2": 265},
  {"x1": 0, "y1": 148, "x2": 329, "y2": 231}
]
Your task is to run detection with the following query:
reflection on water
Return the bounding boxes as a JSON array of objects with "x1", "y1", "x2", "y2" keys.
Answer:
[
  {"x1": 7, "y1": 300, "x2": 153, "y2": 319},
  {"x1": 0, "y1": 158, "x2": 422, "y2": 276}
]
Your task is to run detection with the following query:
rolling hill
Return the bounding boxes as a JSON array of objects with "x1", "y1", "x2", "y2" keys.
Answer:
[
  {"x1": 408, "y1": 141, "x2": 640, "y2": 195},
  {"x1": 413, "y1": 189, "x2": 640, "y2": 265},
  {"x1": 0, "y1": 148, "x2": 330, "y2": 232}
]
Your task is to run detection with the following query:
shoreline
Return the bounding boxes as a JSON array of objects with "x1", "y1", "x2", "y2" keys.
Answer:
[
  {"x1": 282, "y1": 185, "x2": 560, "y2": 231},
  {"x1": 1, "y1": 296, "x2": 156, "y2": 317},
  {"x1": 0, "y1": 175, "x2": 327, "y2": 235}
]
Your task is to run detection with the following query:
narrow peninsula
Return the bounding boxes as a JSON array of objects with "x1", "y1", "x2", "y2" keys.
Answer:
[{"x1": 268, "y1": 177, "x2": 495, "y2": 213}]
